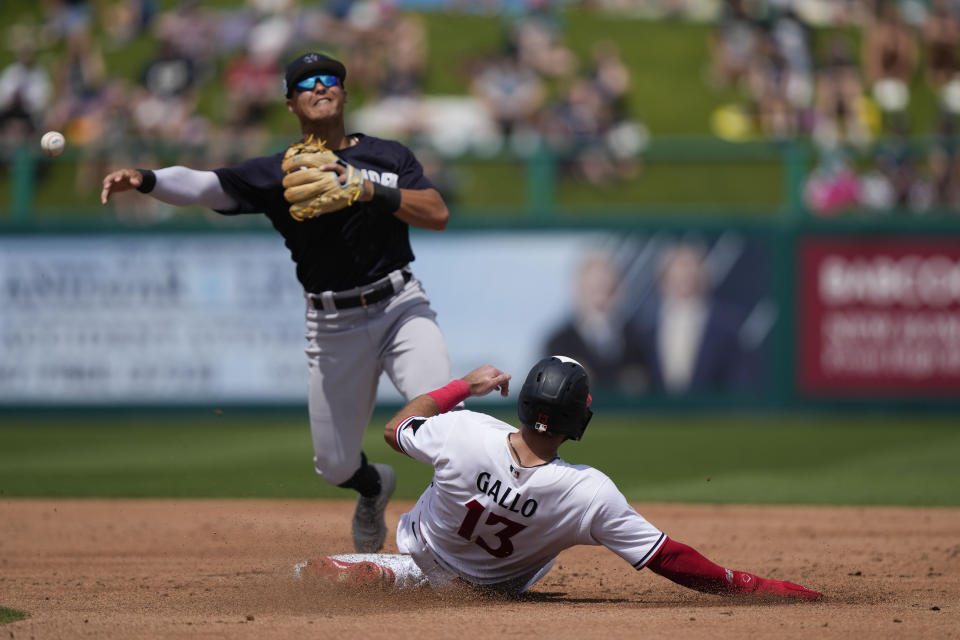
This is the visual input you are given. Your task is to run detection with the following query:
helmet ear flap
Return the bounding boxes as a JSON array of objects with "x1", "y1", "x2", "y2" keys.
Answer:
[
  {"x1": 564, "y1": 402, "x2": 593, "y2": 441},
  {"x1": 575, "y1": 407, "x2": 593, "y2": 441}
]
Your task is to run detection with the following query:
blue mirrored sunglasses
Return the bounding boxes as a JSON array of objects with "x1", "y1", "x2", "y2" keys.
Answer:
[{"x1": 295, "y1": 74, "x2": 340, "y2": 92}]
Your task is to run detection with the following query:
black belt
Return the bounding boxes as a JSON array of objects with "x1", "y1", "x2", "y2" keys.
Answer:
[{"x1": 311, "y1": 270, "x2": 411, "y2": 311}]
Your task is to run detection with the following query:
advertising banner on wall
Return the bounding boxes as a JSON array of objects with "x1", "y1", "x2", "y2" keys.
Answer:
[
  {"x1": 799, "y1": 237, "x2": 960, "y2": 395},
  {"x1": 0, "y1": 230, "x2": 777, "y2": 406},
  {"x1": 0, "y1": 234, "x2": 308, "y2": 404}
]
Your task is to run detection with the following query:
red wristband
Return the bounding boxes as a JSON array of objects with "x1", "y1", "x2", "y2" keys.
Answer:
[{"x1": 426, "y1": 379, "x2": 470, "y2": 413}]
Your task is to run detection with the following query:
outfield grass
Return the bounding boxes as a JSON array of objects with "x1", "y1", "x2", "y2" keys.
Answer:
[
  {"x1": 0, "y1": 411, "x2": 957, "y2": 506},
  {"x1": 0, "y1": 607, "x2": 28, "y2": 625}
]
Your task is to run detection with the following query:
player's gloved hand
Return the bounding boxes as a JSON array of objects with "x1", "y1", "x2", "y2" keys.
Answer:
[
  {"x1": 281, "y1": 136, "x2": 365, "y2": 221},
  {"x1": 730, "y1": 571, "x2": 823, "y2": 601}
]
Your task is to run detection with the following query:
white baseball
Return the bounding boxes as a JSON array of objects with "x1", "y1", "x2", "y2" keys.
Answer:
[{"x1": 41, "y1": 131, "x2": 66, "y2": 157}]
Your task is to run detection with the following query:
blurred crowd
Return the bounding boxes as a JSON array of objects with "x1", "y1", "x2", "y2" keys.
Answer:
[
  {"x1": 1, "y1": 1, "x2": 440, "y2": 189},
  {"x1": 707, "y1": 0, "x2": 960, "y2": 215},
  {"x1": 350, "y1": 3, "x2": 648, "y2": 187},
  {"x1": 5, "y1": 0, "x2": 960, "y2": 216},
  {"x1": 0, "y1": 0, "x2": 649, "y2": 219}
]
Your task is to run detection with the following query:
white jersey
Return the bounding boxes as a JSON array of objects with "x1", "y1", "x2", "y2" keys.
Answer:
[{"x1": 393, "y1": 410, "x2": 665, "y2": 586}]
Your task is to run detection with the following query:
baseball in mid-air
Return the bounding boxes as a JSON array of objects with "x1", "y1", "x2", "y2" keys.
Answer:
[{"x1": 40, "y1": 131, "x2": 66, "y2": 157}]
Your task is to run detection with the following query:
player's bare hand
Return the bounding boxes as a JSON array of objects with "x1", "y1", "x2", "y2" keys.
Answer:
[
  {"x1": 318, "y1": 161, "x2": 346, "y2": 183},
  {"x1": 100, "y1": 169, "x2": 144, "y2": 205},
  {"x1": 462, "y1": 365, "x2": 511, "y2": 398},
  {"x1": 318, "y1": 161, "x2": 374, "y2": 201}
]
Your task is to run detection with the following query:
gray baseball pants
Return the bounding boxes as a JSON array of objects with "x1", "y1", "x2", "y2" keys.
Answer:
[{"x1": 304, "y1": 273, "x2": 452, "y2": 485}]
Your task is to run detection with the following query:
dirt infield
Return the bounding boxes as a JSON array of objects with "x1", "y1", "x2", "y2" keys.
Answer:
[{"x1": 1, "y1": 499, "x2": 957, "y2": 639}]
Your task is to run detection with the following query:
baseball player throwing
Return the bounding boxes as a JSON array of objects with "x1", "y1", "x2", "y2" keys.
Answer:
[
  {"x1": 295, "y1": 356, "x2": 823, "y2": 600},
  {"x1": 100, "y1": 52, "x2": 455, "y2": 553}
]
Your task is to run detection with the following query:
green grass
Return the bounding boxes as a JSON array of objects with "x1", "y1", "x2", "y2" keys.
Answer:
[
  {"x1": 422, "y1": 13, "x2": 509, "y2": 95},
  {"x1": 565, "y1": 19, "x2": 731, "y2": 136},
  {"x1": 1, "y1": 412, "x2": 957, "y2": 506},
  {"x1": 0, "y1": 607, "x2": 28, "y2": 625},
  {"x1": 556, "y1": 160, "x2": 785, "y2": 210},
  {"x1": 580, "y1": 415, "x2": 960, "y2": 506}
]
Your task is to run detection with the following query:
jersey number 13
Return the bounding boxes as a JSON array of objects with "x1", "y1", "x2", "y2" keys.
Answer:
[{"x1": 456, "y1": 499, "x2": 527, "y2": 558}]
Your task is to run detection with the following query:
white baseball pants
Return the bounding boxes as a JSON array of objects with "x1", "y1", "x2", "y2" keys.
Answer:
[{"x1": 304, "y1": 276, "x2": 452, "y2": 485}]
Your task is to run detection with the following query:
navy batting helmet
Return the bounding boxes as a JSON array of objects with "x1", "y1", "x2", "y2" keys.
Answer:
[{"x1": 517, "y1": 356, "x2": 593, "y2": 441}]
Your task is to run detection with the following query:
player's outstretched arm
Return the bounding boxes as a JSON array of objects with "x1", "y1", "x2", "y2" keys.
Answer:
[
  {"x1": 645, "y1": 537, "x2": 822, "y2": 601},
  {"x1": 383, "y1": 365, "x2": 511, "y2": 452},
  {"x1": 101, "y1": 166, "x2": 237, "y2": 210}
]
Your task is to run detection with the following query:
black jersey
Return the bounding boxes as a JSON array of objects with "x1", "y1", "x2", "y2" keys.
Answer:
[{"x1": 213, "y1": 134, "x2": 436, "y2": 293}]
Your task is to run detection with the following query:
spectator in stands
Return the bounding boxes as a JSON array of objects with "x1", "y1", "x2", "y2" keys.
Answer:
[
  {"x1": 587, "y1": 40, "x2": 631, "y2": 126},
  {"x1": 324, "y1": 1, "x2": 400, "y2": 94},
  {"x1": 374, "y1": 14, "x2": 428, "y2": 99},
  {"x1": 510, "y1": 11, "x2": 578, "y2": 80},
  {"x1": 829, "y1": 0, "x2": 865, "y2": 26},
  {"x1": 0, "y1": 37, "x2": 52, "y2": 146},
  {"x1": 544, "y1": 77, "x2": 620, "y2": 184},
  {"x1": 586, "y1": 40, "x2": 645, "y2": 181},
  {"x1": 131, "y1": 37, "x2": 199, "y2": 142},
  {"x1": 218, "y1": 36, "x2": 280, "y2": 164},
  {"x1": 928, "y1": 111, "x2": 960, "y2": 210},
  {"x1": 544, "y1": 250, "x2": 649, "y2": 394},
  {"x1": 153, "y1": 0, "x2": 217, "y2": 81},
  {"x1": 872, "y1": 115, "x2": 921, "y2": 210},
  {"x1": 744, "y1": 27, "x2": 800, "y2": 139},
  {"x1": 805, "y1": 147, "x2": 862, "y2": 215},
  {"x1": 223, "y1": 15, "x2": 285, "y2": 119},
  {"x1": 862, "y1": 0, "x2": 917, "y2": 115},
  {"x1": 768, "y1": 5, "x2": 814, "y2": 125},
  {"x1": 46, "y1": 27, "x2": 107, "y2": 146},
  {"x1": 102, "y1": 0, "x2": 156, "y2": 46},
  {"x1": 126, "y1": 30, "x2": 213, "y2": 203},
  {"x1": 709, "y1": 0, "x2": 761, "y2": 90},
  {"x1": 812, "y1": 35, "x2": 874, "y2": 148},
  {"x1": 43, "y1": 0, "x2": 93, "y2": 41},
  {"x1": 923, "y1": 0, "x2": 960, "y2": 109},
  {"x1": 140, "y1": 37, "x2": 197, "y2": 101},
  {"x1": 470, "y1": 53, "x2": 545, "y2": 147}
]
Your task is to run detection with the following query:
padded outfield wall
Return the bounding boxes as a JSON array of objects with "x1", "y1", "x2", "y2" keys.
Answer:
[{"x1": 2, "y1": 214, "x2": 959, "y2": 411}]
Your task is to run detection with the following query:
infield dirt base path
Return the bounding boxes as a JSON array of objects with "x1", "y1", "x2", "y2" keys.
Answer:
[{"x1": 0, "y1": 500, "x2": 957, "y2": 639}]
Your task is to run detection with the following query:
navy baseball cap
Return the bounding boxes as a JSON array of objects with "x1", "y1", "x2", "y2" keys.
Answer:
[{"x1": 283, "y1": 52, "x2": 347, "y2": 97}]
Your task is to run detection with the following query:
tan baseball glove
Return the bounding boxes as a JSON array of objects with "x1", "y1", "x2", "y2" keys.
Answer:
[{"x1": 280, "y1": 136, "x2": 365, "y2": 221}]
